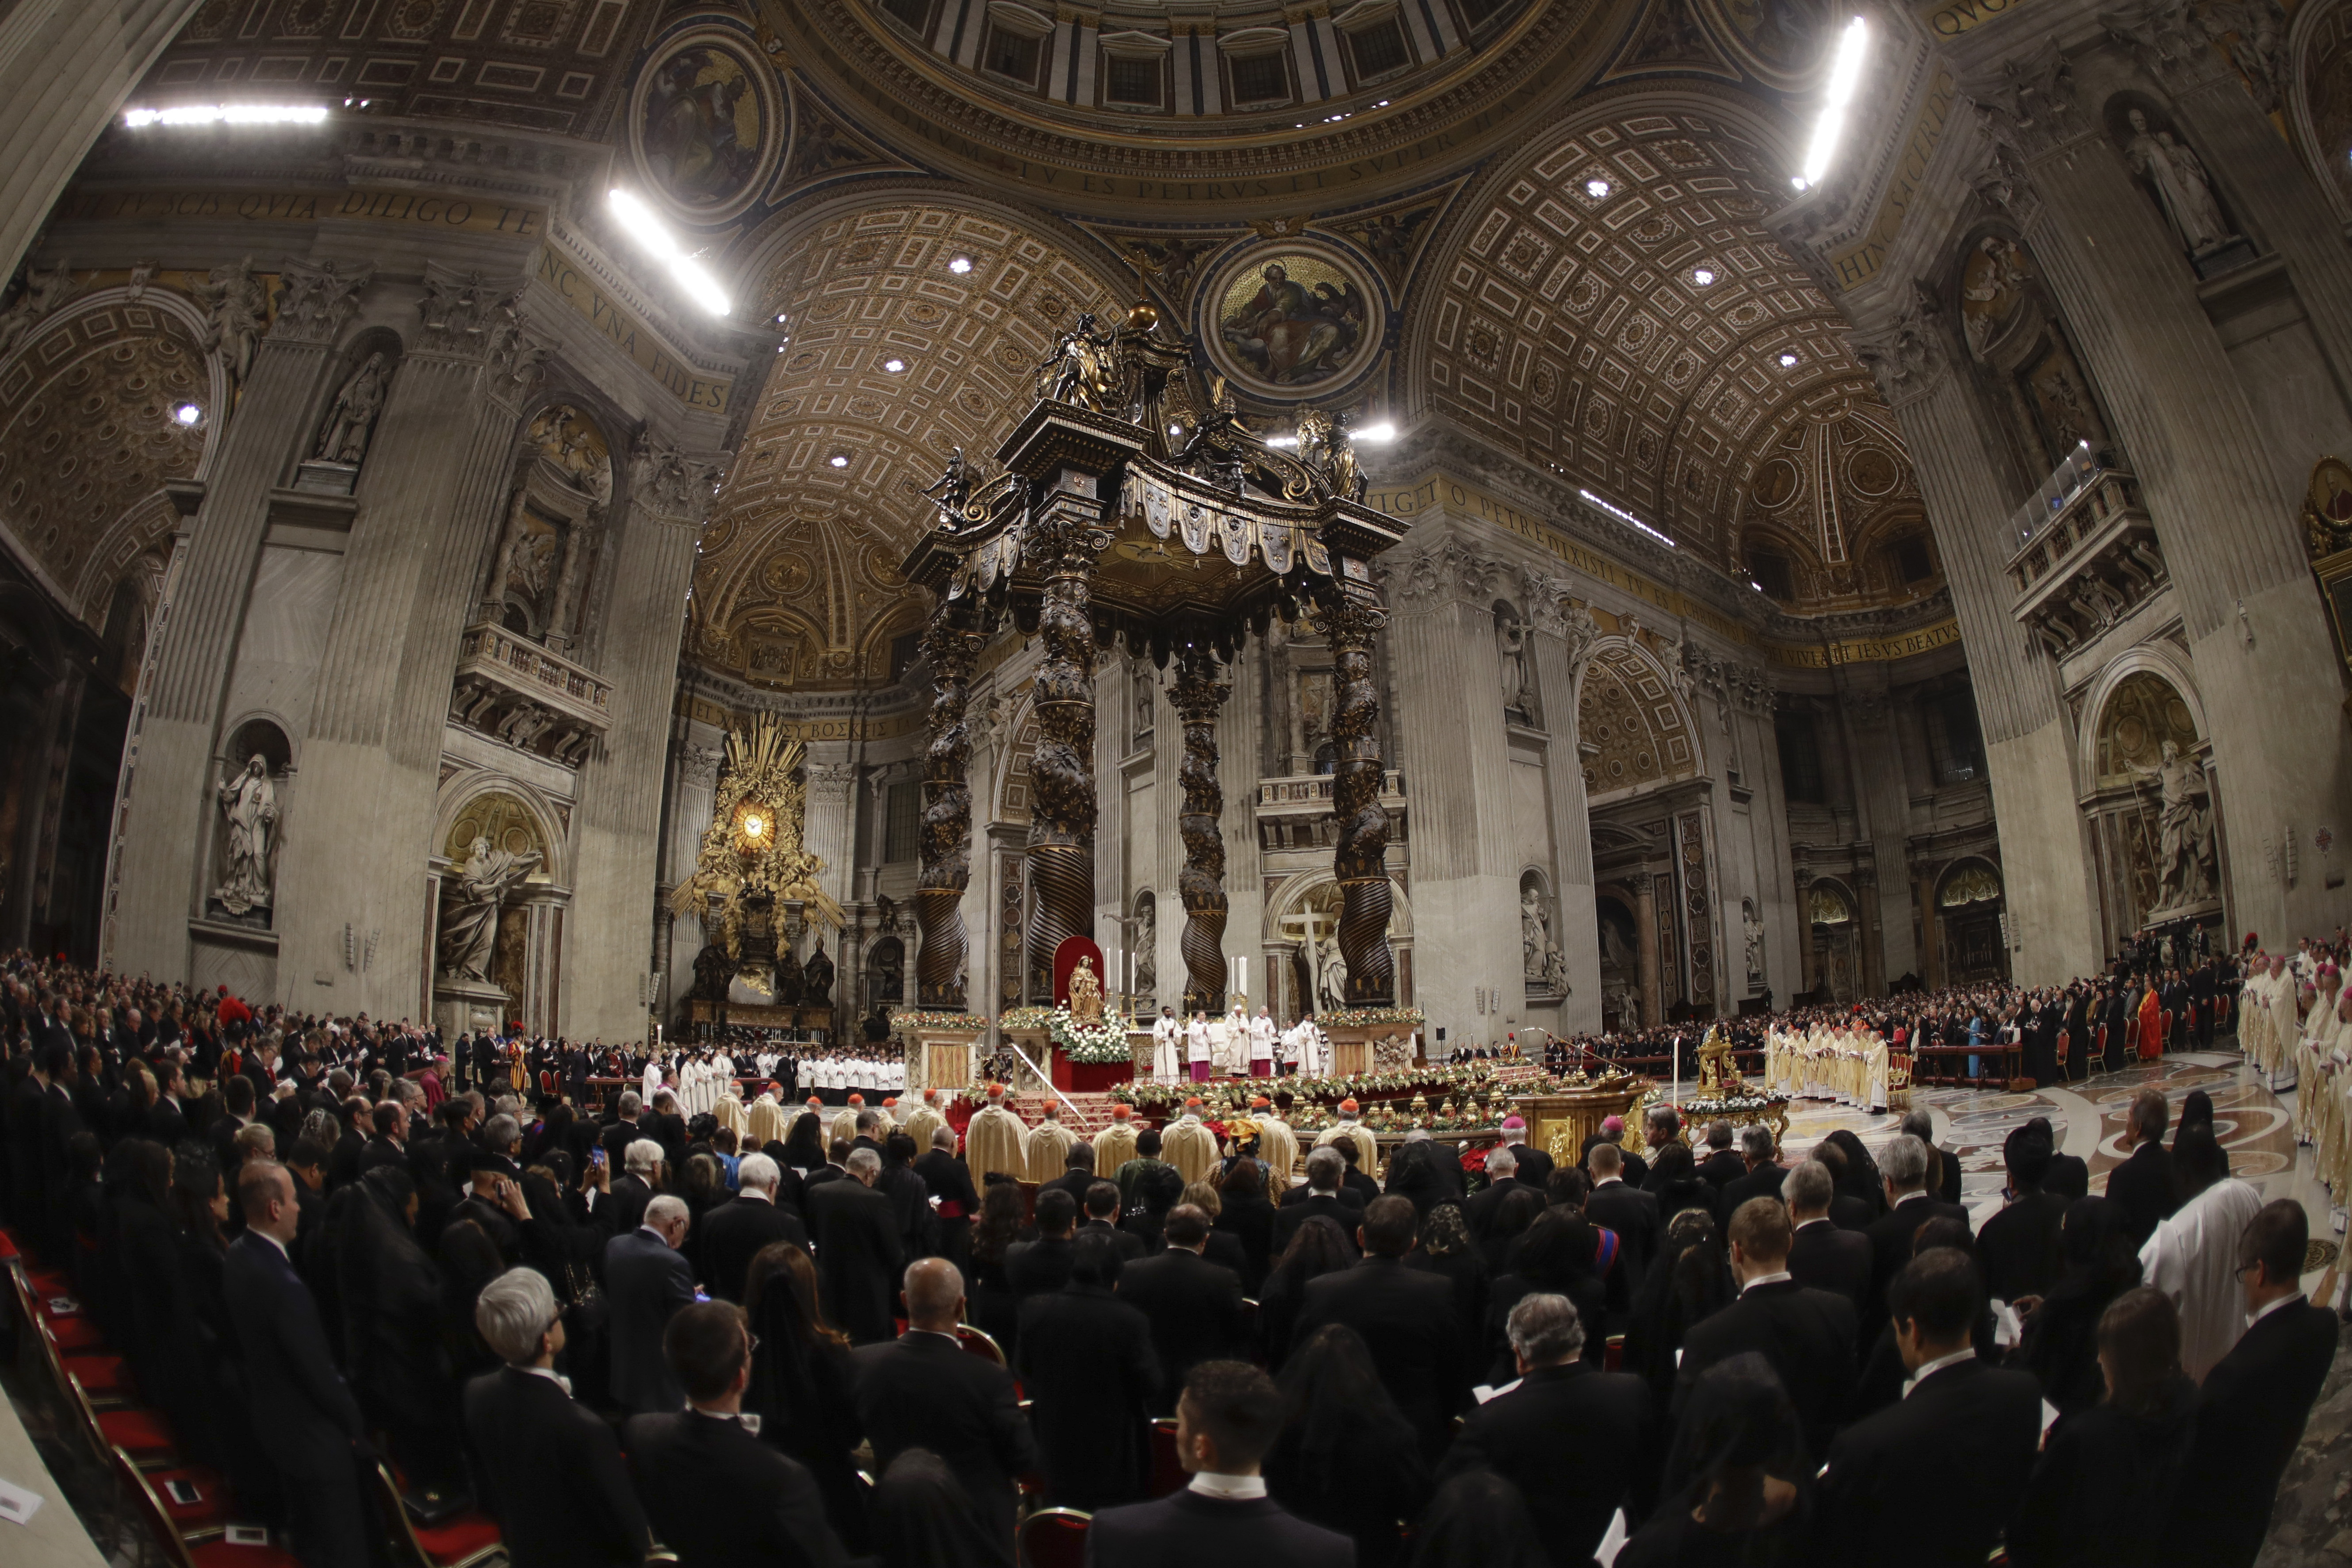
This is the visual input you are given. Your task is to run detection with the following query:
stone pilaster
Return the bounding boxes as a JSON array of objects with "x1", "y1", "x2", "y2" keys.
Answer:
[{"x1": 1523, "y1": 577, "x2": 1602, "y2": 1031}]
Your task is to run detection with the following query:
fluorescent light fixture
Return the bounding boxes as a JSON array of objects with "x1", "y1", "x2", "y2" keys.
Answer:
[
  {"x1": 124, "y1": 103, "x2": 328, "y2": 128},
  {"x1": 1580, "y1": 487, "x2": 1676, "y2": 548},
  {"x1": 173, "y1": 403, "x2": 203, "y2": 426},
  {"x1": 606, "y1": 188, "x2": 731, "y2": 314},
  {"x1": 1586, "y1": 177, "x2": 1611, "y2": 199},
  {"x1": 1797, "y1": 18, "x2": 1869, "y2": 189}
]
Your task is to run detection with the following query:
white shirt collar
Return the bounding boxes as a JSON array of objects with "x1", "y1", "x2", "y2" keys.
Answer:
[
  {"x1": 251, "y1": 1228, "x2": 292, "y2": 1260},
  {"x1": 1740, "y1": 1270, "x2": 1794, "y2": 1294},
  {"x1": 1187, "y1": 1472, "x2": 1268, "y2": 1500},
  {"x1": 2249, "y1": 1292, "x2": 2306, "y2": 1328},
  {"x1": 1793, "y1": 1216, "x2": 1832, "y2": 1231},
  {"x1": 1901, "y1": 1347, "x2": 1975, "y2": 1399},
  {"x1": 1594, "y1": 1175, "x2": 1623, "y2": 1188},
  {"x1": 1894, "y1": 1189, "x2": 1931, "y2": 1207}
]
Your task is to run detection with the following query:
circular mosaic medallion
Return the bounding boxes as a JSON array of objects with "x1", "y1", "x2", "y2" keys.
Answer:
[
  {"x1": 1199, "y1": 241, "x2": 1385, "y2": 399},
  {"x1": 628, "y1": 30, "x2": 784, "y2": 226}
]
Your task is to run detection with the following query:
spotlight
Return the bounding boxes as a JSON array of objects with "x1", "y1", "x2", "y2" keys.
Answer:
[
  {"x1": 172, "y1": 403, "x2": 203, "y2": 426},
  {"x1": 882, "y1": 358, "x2": 905, "y2": 372},
  {"x1": 1778, "y1": 352, "x2": 1799, "y2": 367},
  {"x1": 948, "y1": 256, "x2": 973, "y2": 274},
  {"x1": 1586, "y1": 177, "x2": 1611, "y2": 199},
  {"x1": 123, "y1": 104, "x2": 329, "y2": 128},
  {"x1": 1355, "y1": 422, "x2": 1397, "y2": 443},
  {"x1": 1797, "y1": 18, "x2": 1870, "y2": 189},
  {"x1": 828, "y1": 454, "x2": 850, "y2": 468},
  {"x1": 1692, "y1": 268, "x2": 1716, "y2": 287},
  {"x1": 605, "y1": 188, "x2": 731, "y2": 315}
]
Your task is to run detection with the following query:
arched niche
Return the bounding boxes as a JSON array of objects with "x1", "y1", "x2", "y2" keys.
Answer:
[
  {"x1": 432, "y1": 778, "x2": 568, "y2": 1035},
  {"x1": 297, "y1": 327, "x2": 401, "y2": 496},
  {"x1": 482, "y1": 403, "x2": 615, "y2": 654},
  {"x1": 205, "y1": 715, "x2": 295, "y2": 927},
  {"x1": 2081, "y1": 666, "x2": 2217, "y2": 942},
  {"x1": 1520, "y1": 866, "x2": 1566, "y2": 996},
  {"x1": 1934, "y1": 857, "x2": 2011, "y2": 985},
  {"x1": 1806, "y1": 878, "x2": 1860, "y2": 1003},
  {"x1": 1578, "y1": 637, "x2": 1698, "y2": 801},
  {"x1": 864, "y1": 933, "x2": 906, "y2": 1012},
  {"x1": 1595, "y1": 889, "x2": 1642, "y2": 1031}
]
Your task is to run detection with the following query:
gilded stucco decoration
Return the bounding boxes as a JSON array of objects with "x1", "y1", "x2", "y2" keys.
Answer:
[
  {"x1": 692, "y1": 202, "x2": 1122, "y2": 690},
  {"x1": 1412, "y1": 111, "x2": 1924, "y2": 588},
  {"x1": 669, "y1": 715, "x2": 846, "y2": 969},
  {"x1": 1578, "y1": 641, "x2": 1697, "y2": 798},
  {"x1": 0, "y1": 297, "x2": 207, "y2": 624}
]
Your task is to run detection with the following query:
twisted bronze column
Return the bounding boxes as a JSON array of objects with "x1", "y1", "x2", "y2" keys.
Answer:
[
  {"x1": 914, "y1": 603, "x2": 983, "y2": 1007},
  {"x1": 1314, "y1": 587, "x2": 1395, "y2": 1004},
  {"x1": 1023, "y1": 480, "x2": 1109, "y2": 999},
  {"x1": 1170, "y1": 645, "x2": 1230, "y2": 1012}
]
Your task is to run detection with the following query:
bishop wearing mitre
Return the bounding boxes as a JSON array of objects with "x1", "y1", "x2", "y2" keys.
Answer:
[
  {"x1": 1161, "y1": 1095, "x2": 1220, "y2": 1185},
  {"x1": 900, "y1": 1087, "x2": 947, "y2": 1152},
  {"x1": 1314, "y1": 1097, "x2": 1380, "y2": 1179},
  {"x1": 965, "y1": 1083, "x2": 1029, "y2": 1182},
  {"x1": 1026, "y1": 1100, "x2": 1077, "y2": 1183},
  {"x1": 1248, "y1": 1093, "x2": 1298, "y2": 1190},
  {"x1": 1092, "y1": 1101, "x2": 1141, "y2": 1173}
]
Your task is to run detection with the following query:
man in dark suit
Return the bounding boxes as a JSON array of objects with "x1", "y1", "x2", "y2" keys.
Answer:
[
  {"x1": 1815, "y1": 1250, "x2": 2041, "y2": 1568},
  {"x1": 1295, "y1": 1195, "x2": 1467, "y2": 1457},
  {"x1": 1007, "y1": 1186, "x2": 1081, "y2": 1309},
  {"x1": 1977, "y1": 1125, "x2": 2067, "y2": 1304},
  {"x1": 1271, "y1": 1148, "x2": 1363, "y2": 1257},
  {"x1": 1584, "y1": 1142, "x2": 1662, "y2": 1292},
  {"x1": 804, "y1": 1146, "x2": 906, "y2": 1343},
  {"x1": 1334, "y1": 1139, "x2": 1381, "y2": 1210},
  {"x1": 1784, "y1": 1159, "x2": 1871, "y2": 1309},
  {"x1": 1498, "y1": 1115, "x2": 1555, "y2": 1192},
  {"x1": 1440, "y1": 1292, "x2": 1655, "y2": 1568},
  {"x1": 1862, "y1": 1134, "x2": 1968, "y2": 1337},
  {"x1": 1717, "y1": 1124, "x2": 1787, "y2": 1215},
  {"x1": 913, "y1": 1124, "x2": 980, "y2": 1268},
  {"x1": 221, "y1": 1160, "x2": 371, "y2": 1568},
  {"x1": 1676, "y1": 1196, "x2": 1857, "y2": 1458},
  {"x1": 1016, "y1": 1234, "x2": 1163, "y2": 1509},
  {"x1": 599, "y1": 1090, "x2": 647, "y2": 1168},
  {"x1": 607, "y1": 1137, "x2": 661, "y2": 1236},
  {"x1": 463, "y1": 1267, "x2": 649, "y2": 1568},
  {"x1": 1900, "y1": 1110, "x2": 1965, "y2": 1207},
  {"x1": 2163, "y1": 1200, "x2": 2341, "y2": 1568},
  {"x1": 1116, "y1": 1204, "x2": 1247, "y2": 1414},
  {"x1": 625, "y1": 1300, "x2": 854, "y2": 1568},
  {"x1": 855, "y1": 1257, "x2": 1034, "y2": 1546},
  {"x1": 1085, "y1": 1361, "x2": 1353, "y2": 1568},
  {"x1": 1077, "y1": 1179, "x2": 1147, "y2": 1262},
  {"x1": 1463, "y1": 1145, "x2": 1528, "y2": 1238},
  {"x1": 697, "y1": 1152, "x2": 809, "y2": 1302},
  {"x1": 1697, "y1": 1119, "x2": 1747, "y2": 1189},
  {"x1": 2107, "y1": 1086, "x2": 2184, "y2": 1247},
  {"x1": 1040, "y1": 1142, "x2": 1098, "y2": 1213},
  {"x1": 605, "y1": 1195, "x2": 697, "y2": 1414},
  {"x1": 644, "y1": 1089, "x2": 688, "y2": 1168}
]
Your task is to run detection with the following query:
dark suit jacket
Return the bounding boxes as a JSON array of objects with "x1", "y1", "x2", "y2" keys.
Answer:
[
  {"x1": 622, "y1": 1408, "x2": 848, "y2": 1568},
  {"x1": 1815, "y1": 1357, "x2": 2042, "y2": 1568},
  {"x1": 1295, "y1": 1256, "x2": 1466, "y2": 1451},
  {"x1": 604, "y1": 1227, "x2": 696, "y2": 1414},
  {"x1": 697, "y1": 1193, "x2": 810, "y2": 1303},
  {"x1": 606, "y1": 1172, "x2": 653, "y2": 1237},
  {"x1": 854, "y1": 1330, "x2": 1034, "y2": 1544},
  {"x1": 1016, "y1": 1283, "x2": 1162, "y2": 1509},
  {"x1": 464, "y1": 1366, "x2": 649, "y2": 1568},
  {"x1": 601, "y1": 1119, "x2": 647, "y2": 1169},
  {"x1": 1440, "y1": 1361, "x2": 1655, "y2": 1568},
  {"x1": 2106, "y1": 1141, "x2": 2184, "y2": 1248},
  {"x1": 1272, "y1": 1191, "x2": 1364, "y2": 1257},
  {"x1": 1718, "y1": 1162, "x2": 1786, "y2": 1216},
  {"x1": 1786, "y1": 1218, "x2": 1872, "y2": 1309},
  {"x1": 220, "y1": 1231, "x2": 364, "y2": 1480},
  {"x1": 1674, "y1": 1277, "x2": 1857, "y2": 1459},
  {"x1": 804, "y1": 1177, "x2": 906, "y2": 1344},
  {"x1": 1698, "y1": 1148, "x2": 1748, "y2": 1189},
  {"x1": 1505, "y1": 1142, "x2": 1555, "y2": 1193},
  {"x1": 1077, "y1": 1216, "x2": 1147, "y2": 1264},
  {"x1": 1461, "y1": 1177, "x2": 1526, "y2": 1238},
  {"x1": 2164, "y1": 1297, "x2": 2339, "y2": 1567},
  {"x1": 1977, "y1": 1190, "x2": 2068, "y2": 1304},
  {"x1": 1863, "y1": 1194, "x2": 1969, "y2": 1331},
  {"x1": 1086, "y1": 1488, "x2": 1355, "y2": 1568},
  {"x1": 1584, "y1": 1180, "x2": 1662, "y2": 1289},
  {"x1": 1116, "y1": 1247, "x2": 1247, "y2": 1410},
  {"x1": 1006, "y1": 1234, "x2": 1079, "y2": 1303}
]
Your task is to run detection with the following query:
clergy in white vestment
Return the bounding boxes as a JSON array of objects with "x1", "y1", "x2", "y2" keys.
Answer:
[
  {"x1": 900, "y1": 1088, "x2": 946, "y2": 1153},
  {"x1": 2138, "y1": 1160, "x2": 2263, "y2": 1381},
  {"x1": 641, "y1": 1057, "x2": 664, "y2": 1103},
  {"x1": 1185, "y1": 1013, "x2": 1213, "y2": 1083},
  {"x1": 1249, "y1": 1008, "x2": 1277, "y2": 1077},
  {"x1": 1249, "y1": 1094, "x2": 1299, "y2": 1188},
  {"x1": 1151, "y1": 1007, "x2": 1183, "y2": 1081},
  {"x1": 965, "y1": 1083, "x2": 1029, "y2": 1183},
  {"x1": 1092, "y1": 1101, "x2": 1140, "y2": 1173}
]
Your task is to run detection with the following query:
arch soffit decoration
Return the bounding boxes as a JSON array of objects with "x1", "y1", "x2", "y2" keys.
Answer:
[
  {"x1": 993, "y1": 684, "x2": 1045, "y2": 824},
  {"x1": 693, "y1": 189, "x2": 1127, "y2": 692},
  {"x1": 1401, "y1": 92, "x2": 1919, "y2": 584},
  {"x1": 0, "y1": 286, "x2": 223, "y2": 627},
  {"x1": 433, "y1": 772, "x2": 571, "y2": 888},
  {"x1": 1578, "y1": 633, "x2": 1700, "y2": 801},
  {"x1": 2074, "y1": 646, "x2": 2206, "y2": 788},
  {"x1": 1935, "y1": 855, "x2": 2005, "y2": 908}
]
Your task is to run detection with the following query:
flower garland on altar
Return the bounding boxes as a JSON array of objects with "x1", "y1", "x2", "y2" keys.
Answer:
[
  {"x1": 889, "y1": 1010, "x2": 990, "y2": 1034},
  {"x1": 1002, "y1": 1004, "x2": 1133, "y2": 1064},
  {"x1": 1315, "y1": 1007, "x2": 1428, "y2": 1030}
]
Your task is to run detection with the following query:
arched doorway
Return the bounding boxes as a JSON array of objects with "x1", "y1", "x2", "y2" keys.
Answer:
[
  {"x1": 1936, "y1": 860, "x2": 2010, "y2": 984},
  {"x1": 1808, "y1": 881, "x2": 1861, "y2": 1003}
]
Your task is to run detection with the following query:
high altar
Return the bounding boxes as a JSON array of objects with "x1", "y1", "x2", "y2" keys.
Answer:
[{"x1": 899, "y1": 301, "x2": 1412, "y2": 1035}]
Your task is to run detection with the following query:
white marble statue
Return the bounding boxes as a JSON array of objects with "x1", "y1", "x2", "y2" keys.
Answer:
[
  {"x1": 314, "y1": 352, "x2": 390, "y2": 464},
  {"x1": 212, "y1": 755, "x2": 278, "y2": 916},
  {"x1": 1315, "y1": 930, "x2": 1349, "y2": 1011},
  {"x1": 439, "y1": 836, "x2": 542, "y2": 981},
  {"x1": 194, "y1": 257, "x2": 267, "y2": 387},
  {"x1": 2132, "y1": 740, "x2": 2216, "y2": 909},
  {"x1": 1743, "y1": 900, "x2": 1765, "y2": 986},
  {"x1": 2123, "y1": 109, "x2": 2232, "y2": 257}
]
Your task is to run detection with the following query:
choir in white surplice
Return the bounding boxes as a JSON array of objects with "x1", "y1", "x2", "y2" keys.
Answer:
[{"x1": 1763, "y1": 1020, "x2": 1890, "y2": 1111}]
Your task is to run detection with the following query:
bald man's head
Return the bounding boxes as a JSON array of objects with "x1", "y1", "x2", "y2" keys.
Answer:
[{"x1": 903, "y1": 1257, "x2": 964, "y2": 1331}]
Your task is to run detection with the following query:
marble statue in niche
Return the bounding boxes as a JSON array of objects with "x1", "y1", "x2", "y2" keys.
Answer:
[
  {"x1": 2122, "y1": 108, "x2": 2234, "y2": 257},
  {"x1": 1743, "y1": 897, "x2": 1765, "y2": 986},
  {"x1": 2132, "y1": 740, "x2": 2219, "y2": 909},
  {"x1": 1498, "y1": 605, "x2": 1535, "y2": 725},
  {"x1": 1521, "y1": 878, "x2": 1565, "y2": 990},
  {"x1": 193, "y1": 257, "x2": 266, "y2": 388},
  {"x1": 1133, "y1": 895, "x2": 1157, "y2": 997},
  {"x1": 212, "y1": 755, "x2": 279, "y2": 917},
  {"x1": 314, "y1": 352, "x2": 390, "y2": 465},
  {"x1": 438, "y1": 836, "x2": 542, "y2": 981}
]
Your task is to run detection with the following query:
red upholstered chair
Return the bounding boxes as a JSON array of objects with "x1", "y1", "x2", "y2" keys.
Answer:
[
  {"x1": 955, "y1": 1323, "x2": 1007, "y2": 1367},
  {"x1": 1019, "y1": 1507, "x2": 1092, "y2": 1568},
  {"x1": 109, "y1": 1441, "x2": 231, "y2": 1539},
  {"x1": 118, "y1": 1444, "x2": 300, "y2": 1567},
  {"x1": 371, "y1": 1461, "x2": 504, "y2": 1568}
]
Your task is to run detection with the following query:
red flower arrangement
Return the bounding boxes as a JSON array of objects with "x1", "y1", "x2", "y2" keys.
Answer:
[{"x1": 1458, "y1": 1144, "x2": 1491, "y2": 1177}]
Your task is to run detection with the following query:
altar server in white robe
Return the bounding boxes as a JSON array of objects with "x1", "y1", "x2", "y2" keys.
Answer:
[
  {"x1": 1248, "y1": 1007, "x2": 1278, "y2": 1077},
  {"x1": 1151, "y1": 1006, "x2": 1183, "y2": 1081},
  {"x1": 1186, "y1": 1011, "x2": 1213, "y2": 1083}
]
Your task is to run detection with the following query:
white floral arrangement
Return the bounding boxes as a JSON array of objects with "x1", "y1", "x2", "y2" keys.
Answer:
[{"x1": 1006, "y1": 1004, "x2": 1133, "y2": 1063}]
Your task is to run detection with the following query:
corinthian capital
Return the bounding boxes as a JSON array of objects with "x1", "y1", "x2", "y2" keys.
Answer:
[
  {"x1": 1849, "y1": 285, "x2": 1950, "y2": 410},
  {"x1": 629, "y1": 432, "x2": 725, "y2": 528},
  {"x1": 271, "y1": 259, "x2": 372, "y2": 345},
  {"x1": 413, "y1": 262, "x2": 527, "y2": 363},
  {"x1": 1383, "y1": 537, "x2": 1511, "y2": 610}
]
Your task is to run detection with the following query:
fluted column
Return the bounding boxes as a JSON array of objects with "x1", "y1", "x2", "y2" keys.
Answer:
[
  {"x1": 1313, "y1": 582, "x2": 1396, "y2": 1007},
  {"x1": 564, "y1": 436, "x2": 724, "y2": 1036},
  {"x1": 1171, "y1": 644, "x2": 1230, "y2": 1012},
  {"x1": 1022, "y1": 473, "x2": 1108, "y2": 1001},
  {"x1": 1851, "y1": 272, "x2": 2102, "y2": 984},
  {"x1": 1974, "y1": 51, "x2": 2350, "y2": 943},
  {"x1": 916, "y1": 604, "x2": 983, "y2": 1008},
  {"x1": 279, "y1": 265, "x2": 532, "y2": 1016},
  {"x1": 103, "y1": 259, "x2": 371, "y2": 978}
]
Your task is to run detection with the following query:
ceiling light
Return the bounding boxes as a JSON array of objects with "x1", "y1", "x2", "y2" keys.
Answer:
[
  {"x1": 1267, "y1": 436, "x2": 1299, "y2": 449},
  {"x1": 774, "y1": 313, "x2": 788, "y2": 324},
  {"x1": 1798, "y1": 17, "x2": 1870, "y2": 189},
  {"x1": 1751, "y1": 580, "x2": 1767, "y2": 592},
  {"x1": 606, "y1": 188, "x2": 731, "y2": 314},
  {"x1": 948, "y1": 255, "x2": 973, "y2": 274},
  {"x1": 828, "y1": 454, "x2": 850, "y2": 468},
  {"x1": 1778, "y1": 352, "x2": 1799, "y2": 367},
  {"x1": 882, "y1": 357, "x2": 905, "y2": 372},
  {"x1": 172, "y1": 403, "x2": 203, "y2": 426},
  {"x1": 1355, "y1": 422, "x2": 1396, "y2": 443},
  {"x1": 1692, "y1": 267, "x2": 1716, "y2": 287},
  {"x1": 123, "y1": 103, "x2": 329, "y2": 128},
  {"x1": 1580, "y1": 487, "x2": 1676, "y2": 548},
  {"x1": 1586, "y1": 177, "x2": 1611, "y2": 199}
]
